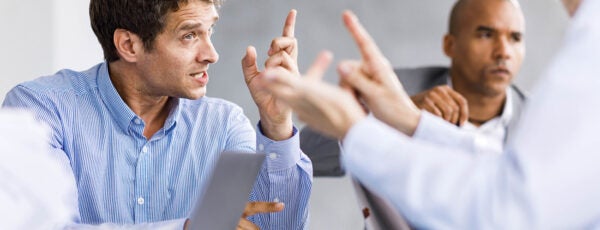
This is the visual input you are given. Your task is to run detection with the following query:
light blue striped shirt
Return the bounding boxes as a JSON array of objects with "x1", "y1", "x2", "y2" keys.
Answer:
[{"x1": 2, "y1": 62, "x2": 312, "y2": 229}]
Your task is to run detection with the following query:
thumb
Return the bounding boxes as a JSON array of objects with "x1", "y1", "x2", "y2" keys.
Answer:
[
  {"x1": 242, "y1": 46, "x2": 260, "y2": 81},
  {"x1": 337, "y1": 61, "x2": 377, "y2": 100}
]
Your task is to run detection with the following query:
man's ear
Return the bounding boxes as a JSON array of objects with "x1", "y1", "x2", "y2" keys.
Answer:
[
  {"x1": 443, "y1": 34, "x2": 455, "y2": 58},
  {"x1": 113, "y1": 29, "x2": 143, "y2": 62}
]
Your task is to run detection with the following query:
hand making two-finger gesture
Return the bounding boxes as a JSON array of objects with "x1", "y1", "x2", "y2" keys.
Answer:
[{"x1": 241, "y1": 10, "x2": 299, "y2": 141}]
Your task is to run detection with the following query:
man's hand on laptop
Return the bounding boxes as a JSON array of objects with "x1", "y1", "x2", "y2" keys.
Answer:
[
  {"x1": 237, "y1": 201, "x2": 285, "y2": 229},
  {"x1": 182, "y1": 201, "x2": 283, "y2": 230}
]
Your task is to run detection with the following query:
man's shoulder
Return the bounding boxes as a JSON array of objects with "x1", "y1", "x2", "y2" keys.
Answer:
[
  {"x1": 393, "y1": 66, "x2": 449, "y2": 78},
  {"x1": 393, "y1": 66, "x2": 449, "y2": 95},
  {"x1": 12, "y1": 64, "x2": 103, "y2": 97}
]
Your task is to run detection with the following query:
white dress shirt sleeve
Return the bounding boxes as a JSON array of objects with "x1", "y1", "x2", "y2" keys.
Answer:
[
  {"x1": 341, "y1": 116, "x2": 533, "y2": 229},
  {"x1": 413, "y1": 111, "x2": 477, "y2": 153}
]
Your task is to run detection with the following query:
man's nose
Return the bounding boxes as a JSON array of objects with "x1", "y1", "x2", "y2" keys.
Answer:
[
  {"x1": 493, "y1": 36, "x2": 511, "y2": 61},
  {"x1": 197, "y1": 38, "x2": 219, "y2": 64}
]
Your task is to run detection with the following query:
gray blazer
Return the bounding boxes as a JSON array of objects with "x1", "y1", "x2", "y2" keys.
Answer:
[{"x1": 300, "y1": 66, "x2": 527, "y2": 176}]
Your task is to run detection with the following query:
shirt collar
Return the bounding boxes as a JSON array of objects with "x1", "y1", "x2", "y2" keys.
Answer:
[
  {"x1": 499, "y1": 86, "x2": 514, "y2": 127},
  {"x1": 97, "y1": 62, "x2": 181, "y2": 133},
  {"x1": 97, "y1": 62, "x2": 137, "y2": 133},
  {"x1": 163, "y1": 98, "x2": 181, "y2": 133},
  {"x1": 447, "y1": 74, "x2": 514, "y2": 127}
]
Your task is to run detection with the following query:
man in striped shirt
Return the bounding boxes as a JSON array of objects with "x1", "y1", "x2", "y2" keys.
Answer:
[{"x1": 2, "y1": 0, "x2": 311, "y2": 229}]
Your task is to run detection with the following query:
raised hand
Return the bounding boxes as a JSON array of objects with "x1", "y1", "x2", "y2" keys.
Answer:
[
  {"x1": 241, "y1": 10, "x2": 298, "y2": 140},
  {"x1": 410, "y1": 85, "x2": 469, "y2": 126},
  {"x1": 257, "y1": 51, "x2": 367, "y2": 139},
  {"x1": 337, "y1": 11, "x2": 422, "y2": 136}
]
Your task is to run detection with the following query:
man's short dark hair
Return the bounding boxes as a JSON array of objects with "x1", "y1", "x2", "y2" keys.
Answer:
[{"x1": 90, "y1": 0, "x2": 221, "y2": 62}]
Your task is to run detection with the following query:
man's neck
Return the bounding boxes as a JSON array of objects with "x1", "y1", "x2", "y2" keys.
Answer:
[
  {"x1": 464, "y1": 93, "x2": 505, "y2": 126},
  {"x1": 108, "y1": 61, "x2": 171, "y2": 139},
  {"x1": 450, "y1": 78, "x2": 506, "y2": 127}
]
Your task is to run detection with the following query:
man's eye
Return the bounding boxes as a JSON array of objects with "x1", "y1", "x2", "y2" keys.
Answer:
[
  {"x1": 183, "y1": 33, "x2": 196, "y2": 40},
  {"x1": 478, "y1": 31, "x2": 492, "y2": 38},
  {"x1": 512, "y1": 34, "x2": 522, "y2": 42}
]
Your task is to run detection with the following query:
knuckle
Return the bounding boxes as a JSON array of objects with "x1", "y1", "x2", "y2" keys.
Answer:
[
  {"x1": 450, "y1": 103, "x2": 458, "y2": 110},
  {"x1": 442, "y1": 106, "x2": 451, "y2": 113},
  {"x1": 423, "y1": 97, "x2": 433, "y2": 105}
]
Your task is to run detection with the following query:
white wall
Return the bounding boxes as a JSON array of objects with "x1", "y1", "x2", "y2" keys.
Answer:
[
  {"x1": 0, "y1": 0, "x2": 103, "y2": 102},
  {"x1": 52, "y1": 0, "x2": 103, "y2": 72},
  {"x1": 1, "y1": 1, "x2": 53, "y2": 102},
  {"x1": 0, "y1": 1, "x2": 569, "y2": 229}
]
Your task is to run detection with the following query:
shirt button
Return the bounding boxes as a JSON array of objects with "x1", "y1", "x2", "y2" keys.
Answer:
[
  {"x1": 258, "y1": 144, "x2": 264, "y2": 151},
  {"x1": 134, "y1": 118, "x2": 142, "y2": 125},
  {"x1": 269, "y1": 153, "x2": 278, "y2": 160},
  {"x1": 273, "y1": 197, "x2": 280, "y2": 203},
  {"x1": 137, "y1": 197, "x2": 145, "y2": 205},
  {"x1": 142, "y1": 146, "x2": 148, "y2": 153}
]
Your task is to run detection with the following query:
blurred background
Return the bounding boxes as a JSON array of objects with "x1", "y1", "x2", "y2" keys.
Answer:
[{"x1": 0, "y1": 0, "x2": 568, "y2": 229}]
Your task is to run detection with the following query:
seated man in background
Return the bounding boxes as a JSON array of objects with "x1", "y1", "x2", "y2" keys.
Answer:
[
  {"x1": 2, "y1": 0, "x2": 311, "y2": 229},
  {"x1": 301, "y1": 0, "x2": 527, "y2": 176}
]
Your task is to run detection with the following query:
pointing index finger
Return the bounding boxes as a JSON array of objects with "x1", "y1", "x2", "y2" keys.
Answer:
[
  {"x1": 282, "y1": 9, "x2": 297, "y2": 37},
  {"x1": 342, "y1": 10, "x2": 384, "y2": 63}
]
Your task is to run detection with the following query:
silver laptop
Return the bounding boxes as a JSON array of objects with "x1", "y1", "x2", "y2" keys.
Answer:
[{"x1": 187, "y1": 152, "x2": 266, "y2": 230}]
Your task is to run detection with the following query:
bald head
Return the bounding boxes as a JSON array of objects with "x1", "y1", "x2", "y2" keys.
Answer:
[
  {"x1": 443, "y1": 0, "x2": 525, "y2": 98},
  {"x1": 449, "y1": 0, "x2": 522, "y2": 35}
]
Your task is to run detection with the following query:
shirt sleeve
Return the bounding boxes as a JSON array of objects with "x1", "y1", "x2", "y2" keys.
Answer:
[
  {"x1": 341, "y1": 116, "x2": 532, "y2": 229},
  {"x1": 412, "y1": 111, "x2": 477, "y2": 153},
  {"x1": 3, "y1": 85, "x2": 82, "y2": 223},
  {"x1": 250, "y1": 122, "x2": 312, "y2": 230},
  {"x1": 2, "y1": 85, "x2": 75, "y2": 183},
  {"x1": 224, "y1": 107, "x2": 312, "y2": 230},
  {"x1": 3, "y1": 85, "x2": 66, "y2": 152}
]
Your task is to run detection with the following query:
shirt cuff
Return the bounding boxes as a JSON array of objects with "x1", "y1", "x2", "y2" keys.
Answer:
[
  {"x1": 256, "y1": 122, "x2": 301, "y2": 171},
  {"x1": 413, "y1": 110, "x2": 476, "y2": 151}
]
